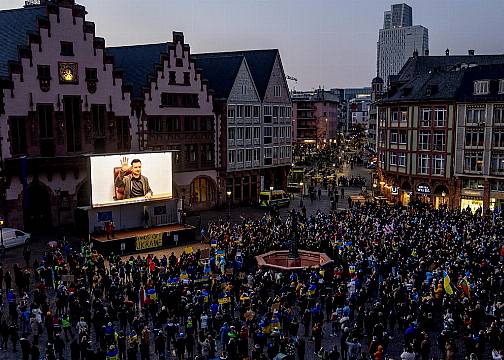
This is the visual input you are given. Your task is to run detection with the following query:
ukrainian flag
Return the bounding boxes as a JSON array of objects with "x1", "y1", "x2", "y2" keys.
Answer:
[{"x1": 443, "y1": 271, "x2": 454, "y2": 295}]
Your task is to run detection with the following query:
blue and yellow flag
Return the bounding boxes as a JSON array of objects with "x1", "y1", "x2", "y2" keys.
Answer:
[{"x1": 443, "y1": 271, "x2": 453, "y2": 295}]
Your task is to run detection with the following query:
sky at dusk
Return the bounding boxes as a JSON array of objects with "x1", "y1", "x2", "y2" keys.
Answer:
[{"x1": 2, "y1": 0, "x2": 504, "y2": 90}]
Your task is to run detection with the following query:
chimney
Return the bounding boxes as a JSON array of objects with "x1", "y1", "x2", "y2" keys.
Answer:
[
  {"x1": 468, "y1": 49, "x2": 475, "y2": 56},
  {"x1": 445, "y1": 48, "x2": 450, "y2": 56},
  {"x1": 413, "y1": 49, "x2": 418, "y2": 58},
  {"x1": 424, "y1": 49, "x2": 429, "y2": 56}
]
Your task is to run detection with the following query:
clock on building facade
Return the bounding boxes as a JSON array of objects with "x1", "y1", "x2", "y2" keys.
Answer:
[{"x1": 58, "y1": 62, "x2": 78, "y2": 84}]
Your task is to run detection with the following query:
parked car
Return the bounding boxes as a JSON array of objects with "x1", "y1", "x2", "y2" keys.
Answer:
[{"x1": 0, "y1": 228, "x2": 31, "y2": 249}]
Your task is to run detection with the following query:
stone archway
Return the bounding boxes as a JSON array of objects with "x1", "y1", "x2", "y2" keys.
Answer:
[
  {"x1": 24, "y1": 180, "x2": 53, "y2": 233},
  {"x1": 189, "y1": 176, "x2": 216, "y2": 207}
]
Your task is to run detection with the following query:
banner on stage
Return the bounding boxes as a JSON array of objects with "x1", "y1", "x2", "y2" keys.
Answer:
[{"x1": 136, "y1": 232, "x2": 163, "y2": 251}]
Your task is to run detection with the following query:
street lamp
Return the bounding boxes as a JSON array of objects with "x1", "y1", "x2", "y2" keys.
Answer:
[
  {"x1": 226, "y1": 190, "x2": 232, "y2": 220},
  {"x1": 0, "y1": 215, "x2": 4, "y2": 256}
]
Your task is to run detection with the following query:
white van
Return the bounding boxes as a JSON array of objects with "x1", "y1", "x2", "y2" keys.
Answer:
[{"x1": 1, "y1": 228, "x2": 31, "y2": 249}]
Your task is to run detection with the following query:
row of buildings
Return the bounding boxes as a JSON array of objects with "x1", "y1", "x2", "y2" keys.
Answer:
[
  {"x1": 374, "y1": 52, "x2": 504, "y2": 212},
  {"x1": 0, "y1": 0, "x2": 292, "y2": 230},
  {"x1": 289, "y1": 87, "x2": 373, "y2": 148}
]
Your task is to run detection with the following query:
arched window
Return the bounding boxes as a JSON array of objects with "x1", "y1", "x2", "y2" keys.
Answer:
[{"x1": 190, "y1": 177, "x2": 216, "y2": 204}]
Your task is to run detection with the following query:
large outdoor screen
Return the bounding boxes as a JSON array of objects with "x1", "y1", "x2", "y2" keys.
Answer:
[{"x1": 90, "y1": 152, "x2": 173, "y2": 207}]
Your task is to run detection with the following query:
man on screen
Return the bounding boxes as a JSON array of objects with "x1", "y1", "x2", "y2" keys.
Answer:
[{"x1": 115, "y1": 157, "x2": 153, "y2": 199}]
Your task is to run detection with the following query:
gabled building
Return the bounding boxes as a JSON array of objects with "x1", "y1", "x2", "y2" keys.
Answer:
[
  {"x1": 192, "y1": 50, "x2": 292, "y2": 203},
  {"x1": 377, "y1": 51, "x2": 504, "y2": 210},
  {"x1": 377, "y1": 69, "x2": 462, "y2": 208},
  {"x1": 107, "y1": 32, "x2": 218, "y2": 211},
  {"x1": 0, "y1": 0, "x2": 135, "y2": 230},
  {"x1": 454, "y1": 65, "x2": 504, "y2": 211}
]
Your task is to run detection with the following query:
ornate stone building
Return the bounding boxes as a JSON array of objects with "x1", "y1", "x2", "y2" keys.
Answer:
[{"x1": 0, "y1": 0, "x2": 135, "y2": 230}]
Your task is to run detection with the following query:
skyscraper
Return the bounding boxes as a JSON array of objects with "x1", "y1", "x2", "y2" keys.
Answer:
[
  {"x1": 391, "y1": 3, "x2": 412, "y2": 28},
  {"x1": 377, "y1": 3, "x2": 428, "y2": 85}
]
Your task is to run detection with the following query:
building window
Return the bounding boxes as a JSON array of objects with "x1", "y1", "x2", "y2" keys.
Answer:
[
  {"x1": 420, "y1": 108, "x2": 431, "y2": 127},
  {"x1": 237, "y1": 149, "x2": 244, "y2": 163},
  {"x1": 227, "y1": 105, "x2": 235, "y2": 119},
  {"x1": 392, "y1": 110, "x2": 399, "y2": 122},
  {"x1": 245, "y1": 127, "x2": 252, "y2": 141},
  {"x1": 273, "y1": 126, "x2": 279, "y2": 138},
  {"x1": 253, "y1": 106, "x2": 260, "y2": 118},
  {"x1": 236, "y1": 127, "x2": 244, "y2": 140},
  {"x1": 434, "y1": 108, "x2": 446, "y2": 127},
  {"x1": 236, "y1": 105, "x2": 244, "y2": 118},
  {"x1": 116, "y1": 117, "x2": 130, "y2": 151},
  {"x1": 465, "y1": 130, "x2": 484, "y2": 147},
  {"x1": 493, "y1": 131, "x2": 504, "y2": 148},
  {"x1": 273, "y1": 85, "x2": 281, "y2": 97},
  {"x1": 398, "y1": 152, "x2": 406, "y2": 167},
  {"x1": 273, "y1": 106, "x2": 279, "y2": 118},
  {"x1": 202, "y1": 144, "x2": 213, "y2": 162},
  {"x1": 228, "y1": 127, "x2": 235, "y2": 141},
  {"x1": 160, "y1": 93, "x2": 199, "y2": 108},
  {"x1": 466, "y1": 108, "x2": 486, "y2": 125},
  {"x1": 389, "y1": 152, "x2": 397, "y2": 166},
  {"x1": 245, "y1": 105, "x2": 252, "y2": 118},
  {"x1": 176, "y1": 58, "x2": 183, "y2": 67},
  {"x1": 493, "y1": 107, "x2": 504, "y2": 125},
  {"x1": 400, "y1": 108, "x2": 408, "y2": 122},
  {"x1": 464, "y1": 152, "x2": 484, "y2": 173},
  {"x1": 432, "y1": 131, "x2": 446, "y2": 151},
  {"x1": 241, "y1": 84, "x2": 247, "y2": 95},
  {"x1": 418, "y1": 131, "x2": 430, "y2": 150},
  {"x1": 9, "y1": 117, "x2": 27, "y2": 155},
  {"x1": 245, "y1": 148, "x2": 252, "y2": 162},
  {"x1": 399, "y1": 131, "x2": 407, "y2": 144},
  {"x1": 254, "y1": 148, "x2": 260, "y2": 161},
  {"x1": 280, "y1": 106, "x2": 285, "y2": 118},
  {"x1": 264, "y1": 126, "x2": 272, "y2": 137},
  {"x1": 183, "y1": 72, "x2": 190, "y2": 85},
  {"x1": 186, "y1": 145, "x2": 197, "y2": 162},
  {"x1": 264, "y1": 106, "x2": 272, "y2": 116},
  {"x1": 60, "y1": 41, "x2": 74, "y2": 56},
  {"x1": 390, "y1": 130, "x2": 398, "y2": 144},
  {"x1": 228, "y1": 150, "x2": 235, "y2": 164},
  {"x1": 254, "y1": 127, "x2": 260, "y2": 141},
  {"x1": 473, "y1": 80, "x2": 489, "y2": 95},
  {"x1": 432, "y1": 155, "x2": 445, "y2": 175},
  {"x1": 91, "y1": 104, "x2": 106, "y2": 138},
  {"x1": 264, "y1": 147, "x2": 272, "y2": 163},
  {"x1": 63, "y1": 96, "x2": 81, "y2": 152},
  {"x1": 37, "y1": 104, "x2": 54, "y2": 139},
  {"x1": 499, "y1": 80, "x2": 504, "y2": 94},
  {"x1": 491, "y1": 153, "x2": 504, "y2": 174},
  {"x1": 169, "y1": 71, "x2": 176, "y2": 84},
  {"x1": 418, "y1": 154, "x2": 430, "y2": 175}
]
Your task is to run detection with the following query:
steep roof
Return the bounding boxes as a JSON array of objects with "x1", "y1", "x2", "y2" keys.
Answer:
[
  {"x1": 192, "y1": 49, "x2": 278, "y2": 100},
  {"x1": 397, "y1": 54, "x2": 504, "y2": 82},
  {"x1": 0, "y1": 5, "x2": 47, "y2": 79},
  {"x1": 106, "y1": 43, "x2": 168, "y2": 98},
  {"x1": 191, "y1": 54, "x2": 244, "y2": 100},
  {"x1": 382, "y1": 70, "x2": 464, "y2": 104},
  {"x1": 457, "y1": 64, "x2": 504, "y2": 102}
]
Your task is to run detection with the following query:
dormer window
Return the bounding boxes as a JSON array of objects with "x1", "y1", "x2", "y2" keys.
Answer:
[
  {"x1": 60, "y1": 41, "x2": 74, "y2": 56},
  {"x1": 499, "y1": 79, "x2": 504, "y2": 94},
  {"x1": 474, "y1": 80, "x2": 489, "y2": 95}
]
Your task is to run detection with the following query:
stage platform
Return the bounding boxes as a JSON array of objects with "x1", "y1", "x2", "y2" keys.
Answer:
[{"x1": 91, "y1": 223, "x2": 195, "y2": 254}]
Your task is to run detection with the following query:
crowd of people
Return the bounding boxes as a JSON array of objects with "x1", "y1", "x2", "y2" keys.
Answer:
[{"x1": 0, "y1": 199, "x2": 503, "y2": 360}]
